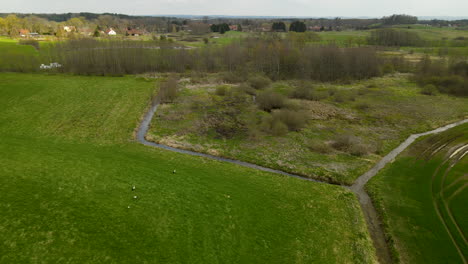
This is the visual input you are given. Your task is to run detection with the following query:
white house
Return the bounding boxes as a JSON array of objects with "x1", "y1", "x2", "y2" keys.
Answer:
[
  {"x1": 63, "y1": 26, "x2": 76, "y2": 33},
  {"x1": 107, "y1": 28, "x2": 117, "y2": 36}
]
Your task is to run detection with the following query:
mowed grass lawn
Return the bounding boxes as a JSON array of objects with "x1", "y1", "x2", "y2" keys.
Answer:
[
  {"x1": 0, "y1": 73, "x2": 377, "y2": 263},
  {"x1": 368, "y1": 123, "x2": 468, "y2": 263}
]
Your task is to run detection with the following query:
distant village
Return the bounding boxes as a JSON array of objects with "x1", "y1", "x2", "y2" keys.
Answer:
[{"x1": 1, "y1": 13, "x2": 467, "y2": 39}]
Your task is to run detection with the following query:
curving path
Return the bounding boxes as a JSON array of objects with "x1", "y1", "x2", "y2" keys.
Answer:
[
  {"x1": 137, "y1": 101, "x2": 468, "y2": 264},
  {"x1": 350, "y1": 119, "x2": 468, "y2": 263}
]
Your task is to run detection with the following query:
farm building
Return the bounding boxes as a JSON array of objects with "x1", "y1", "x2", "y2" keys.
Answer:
[
  {"x1": 19, "y1": 29, "x2": 30, "y2": 37},
  {"x1": 126, "y1": 28, "x2": 144, "y2": 36},
  {"x1": 63, "y1": 26, "x2": 76, "y2": 33},
  {"x1": 106, "y1": 28, "x2": 117, "y2": 35}
]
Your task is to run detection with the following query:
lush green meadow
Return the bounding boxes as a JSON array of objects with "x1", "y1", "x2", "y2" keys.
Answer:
[
  {"x1": 367, "y1": 123, "x2": 468, "y2": 263},
  {"x1": 0, "y1": 73, "x2": 377, "y2": 263}
]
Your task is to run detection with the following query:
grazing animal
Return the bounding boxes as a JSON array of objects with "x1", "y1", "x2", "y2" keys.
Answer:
[
  {"x1": 173, "y1": 170, "x2": 176, "y2": 174},
  {"x1": 134, "y1": 196, "x2": 138, "y2": 199},
  {"x1": 132, "y1": 186, "x2": 136, "y2": 191}
]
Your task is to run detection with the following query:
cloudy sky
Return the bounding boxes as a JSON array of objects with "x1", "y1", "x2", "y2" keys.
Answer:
[{"x1": 2, "y1": 0, "x2": 467, "y2": 17}]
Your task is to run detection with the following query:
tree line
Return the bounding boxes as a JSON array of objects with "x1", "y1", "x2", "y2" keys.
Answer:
[
  {"x1": 368, "y1": 28, "x2": 424, "y2": 46},
  {"x1": 4, "y1": 12, "x2": 461, "y2": 37},
  {"x1": 39, "y1": 36, "x2": 386, "y2": 81}
]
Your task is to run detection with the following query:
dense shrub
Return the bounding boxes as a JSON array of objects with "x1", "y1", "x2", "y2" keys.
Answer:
[
  {"x1": 349, "y1": 142, "x2": 371, "y2": 156},
  {"x1": 420, "y1": 84, "x2": 438, "y2": 95},
  {"x1": 248, "y1": 75, "x2": 271, "y2": 89},
  {"x1": 415, "y1": 56, "x2": 468, "y2": 97},
  {"x1": 215, "y1": 86, "x2": 229, "y2": 96},
  {"x1": 238, "y1": 83, "x2": 257, "y2": 95},
  {"x1": 272, "y1": 109, "x2": 307, "y2": 131},
  {"x1": 256, "y1": 91, "x2": 287, "y2": 111},
  {"x1": 307, "y1": 139, "x2": 332, "y2": 154},
  {"x1": 451, "y1": 61, "x2": 468, "y2": 77},
  {"x1": 258, "y1": 109, "x2": 307, "y2": 135},
  {"x1": 331, "y1": 134, "x2": 358, "y2": 151},
  {"x1": 331, "y1": 134, "x2": 370, "y2": 156},
  {"x1": 157, "y1": 76, "x2": 179, "y2": 103},
  {"x1": 271, "y1": 120, "x2": 289, "y2": 136},
  {"x1": 290, "y1": 84, "x2": 314, "y2": 100},
  {"x1": 259, "y1": 115, "x2": 285, "y2": 135}
]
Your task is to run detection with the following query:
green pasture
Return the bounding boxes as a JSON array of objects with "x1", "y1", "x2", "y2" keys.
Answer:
[
  {"x1": 0, "y1": 73, "x2": 377, "y2": 263},
  {"x1": 368, "y1": 123, "x2": 468, "y2": 263}
]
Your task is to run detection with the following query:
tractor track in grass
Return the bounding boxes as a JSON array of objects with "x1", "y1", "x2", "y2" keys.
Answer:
[
  {"x1": 431, "y1": 144, "x2": 468, "y2": 264},
  {"x1": 137, "y1": 102, "x2": 468, "y2": 264}
]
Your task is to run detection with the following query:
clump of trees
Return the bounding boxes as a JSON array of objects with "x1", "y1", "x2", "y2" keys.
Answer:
[
  {"x1": 368, "y1": 28, "x2": 423, "y2": 46},
  {"x1": 415, "y1": 56, "x2": 468, "y2": 96},
  {"x1": 210, "y1": 23, "x2": 230, "y2": 34},
  {"x1": 289, "y1": 21, "x2": 307, "y2": 32},
  {"x1": 272, "y1": 22, "x2": 286, "y2": 32},
  {"x1": 382, "y1": 14, "x2": 418, "y2": 25}
]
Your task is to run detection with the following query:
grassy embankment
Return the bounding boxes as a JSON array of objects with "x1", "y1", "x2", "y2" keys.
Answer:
[
  {"x1": 367, "y1": 123, "x2": 468, "y2": 263},
  {"x1": 0, "y1": 73, "x2": 377, "y2": 263}
]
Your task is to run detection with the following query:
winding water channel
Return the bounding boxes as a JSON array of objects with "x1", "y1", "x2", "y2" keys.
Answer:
[{"x1": 137, "y1": 102, "x2": 468, "y2": 264}]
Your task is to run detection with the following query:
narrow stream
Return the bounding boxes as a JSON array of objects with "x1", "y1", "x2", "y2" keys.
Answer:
[{"x1": 137, "y1": 102, "x2": 468, "y2": 264}]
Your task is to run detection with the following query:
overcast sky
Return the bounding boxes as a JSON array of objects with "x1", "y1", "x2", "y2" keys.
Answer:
[{"x1": 2, "y1": 0, "x2": 468, "y2": 17}]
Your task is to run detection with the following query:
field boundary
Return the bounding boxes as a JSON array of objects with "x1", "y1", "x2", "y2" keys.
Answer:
[{"x1": 137, "y1": 100, "x2": 468, "y2": 264}]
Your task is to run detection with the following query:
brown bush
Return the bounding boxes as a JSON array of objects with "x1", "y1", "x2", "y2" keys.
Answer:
[
  {"x1": 238, "y1": 83, "x2": 257, "y2": 95},
  {"x1": 271, "y1": 120, "x2": 289, "y2": 136},
  {"x1": 420, "y1": 84, "x2": 437, "y2": 95},
  {"x1": 215, "y1": 86, "x2": 229, "y2": 96},
  {"x1": 272, "y1": 109, "x2": 307, "y2": 131},
  {"x1": 248, "y1": 75, "x2": 271, "y2": 89},
  {"x1": 331, "y1": 134, "x2": 370, "y2": 156},
  {"x1": 290, "y1": 84, "x2": 314, "y2": 100},
  {"x1": 256, "y1": 91, "x2": 287, "y2": 111},
  {"x1": 307, "y1": 140, "x2": 332, "y2": 154},
  {"x1": 157, "y1": 76, "x2": 179, "y2": 103},
  {"x1": 331, "y1": 134, "x2": 360, "y2": 151}
]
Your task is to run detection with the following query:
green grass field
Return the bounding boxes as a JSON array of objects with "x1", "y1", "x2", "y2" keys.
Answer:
[
  {"x1": 367, "y1": 123, "x2": 468, "y2": 263},
  {"x1": 0, "y1": 73, "x2": 377, "y2": 263}
]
